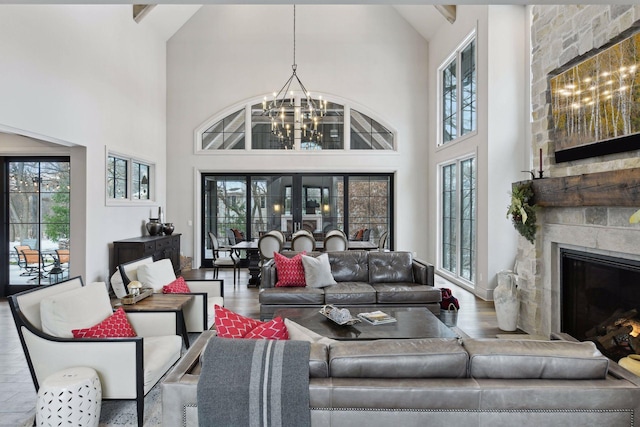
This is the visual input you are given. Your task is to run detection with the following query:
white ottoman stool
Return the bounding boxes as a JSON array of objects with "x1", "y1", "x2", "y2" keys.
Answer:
[{"x1": 36, "y1": 367, "x2": 102, "y2": 427}]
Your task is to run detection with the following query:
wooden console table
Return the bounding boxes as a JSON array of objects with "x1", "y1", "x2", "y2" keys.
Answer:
[{"x1": 113, "y1": 234, "x2": 181, "y2": 275}]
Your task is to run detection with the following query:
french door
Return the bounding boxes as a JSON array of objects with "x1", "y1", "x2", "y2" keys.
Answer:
[
  {"x1": 201, "y1": 173, "x2": 392, "y2": 266},
  {"x1": 2, "y1": 157, "x2": 71, "y2": 295}
]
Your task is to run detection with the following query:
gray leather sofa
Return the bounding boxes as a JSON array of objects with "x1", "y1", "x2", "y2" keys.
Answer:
[
  {"x1": 162, "y1": 331, "x2": 640, "y2": 427},
  {"x1": 259, "y1": 251, "x2": 441, "y2": 320}
]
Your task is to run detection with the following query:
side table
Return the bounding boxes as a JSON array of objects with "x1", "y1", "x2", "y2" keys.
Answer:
[
  {"x1": 36, "y1": 366, "x2": 101, "y2": 427},
  {"x1": 112, "y1": 293, "x2": 193, "y2": 349}
]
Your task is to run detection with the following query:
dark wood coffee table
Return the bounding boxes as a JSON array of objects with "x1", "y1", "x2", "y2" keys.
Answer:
[{"x1": 275, "y1": 306, "x2": 457, "y2": 340}]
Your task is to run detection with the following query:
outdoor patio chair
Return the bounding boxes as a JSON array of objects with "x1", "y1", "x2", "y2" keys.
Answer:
[{"x1": 14, "y1": 245, "x2": 38, "y2": 276}]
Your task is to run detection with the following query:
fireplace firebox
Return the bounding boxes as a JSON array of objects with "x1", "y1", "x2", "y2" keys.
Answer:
[{"x1": 561, "y1": 249, "x2": 640, "y2": 343}]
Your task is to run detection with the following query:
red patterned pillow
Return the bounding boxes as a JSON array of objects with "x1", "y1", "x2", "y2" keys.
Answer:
[
  {"x1": 274, "y1": 251, "x2": 307, "y2": 287},
  {"x1": 72, "y1": 307, "x2": 137, "y2": 338},
  {"x1": 214, "y1": 305, "x2": 262, "y2": 338},
  {"x1": 244, "y1": 317, "x2": 289, "y2": 340},
  {"x1": 163, "y1": 276, "x2": 191, "y2": 293}
]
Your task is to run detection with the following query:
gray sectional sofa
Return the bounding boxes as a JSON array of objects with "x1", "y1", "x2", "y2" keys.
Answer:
[
  {"x1": 162, "y1": 331, "x2": 640, "y2": 427},
  {"x1": 259, "y1": 251, "x2": 441, "y2": 320}
]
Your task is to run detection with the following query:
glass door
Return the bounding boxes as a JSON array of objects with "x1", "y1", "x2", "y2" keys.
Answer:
[{"x1": 4, "y1": 158, "x2": 70, "y2": 293}]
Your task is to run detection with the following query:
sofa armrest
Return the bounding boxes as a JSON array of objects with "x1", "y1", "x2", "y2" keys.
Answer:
[
  {"x1": 260, "y1": 259, "x2": 277, "y2": 289},
  {"x1": 412, "y1": 258, "x2": 434, "y2": 287},
  {"x1": 186, "y1": 279, "x2": 224, "y2": 298}
]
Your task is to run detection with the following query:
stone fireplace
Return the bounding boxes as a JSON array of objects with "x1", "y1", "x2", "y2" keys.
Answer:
[{"x1": 516, "y1": 5, "x2": 640, "y2": 337}]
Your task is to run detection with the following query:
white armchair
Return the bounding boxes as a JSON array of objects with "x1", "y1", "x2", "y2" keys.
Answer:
[
  {"x1": 112, "y1": 257, "x2": 224, "y2": 332},
  {"x1": 8, "y1": 277, "x2": 182, "y2": 426}
]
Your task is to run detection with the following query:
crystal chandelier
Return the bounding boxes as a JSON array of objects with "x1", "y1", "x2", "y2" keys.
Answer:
[{"x1": 262, "y1": 5, "x2": 326, "y2": 149}]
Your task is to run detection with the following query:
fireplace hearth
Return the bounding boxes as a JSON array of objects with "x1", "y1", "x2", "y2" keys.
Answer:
[{"x1": 561, "y1": 249, "x2": 640, "y2": 360}]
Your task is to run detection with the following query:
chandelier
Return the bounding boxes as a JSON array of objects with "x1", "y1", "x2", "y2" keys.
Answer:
[{"x1": 262, "y1": 5, "x2": 326, "y2": 149}]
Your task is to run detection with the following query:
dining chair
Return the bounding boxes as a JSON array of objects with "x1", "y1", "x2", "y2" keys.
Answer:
[
  {"x1": 258, "y1": 233, "x2": 283, "y2": 264},
  {"x1": 324, "y1": 232, "x2": 348, "y2": 252},
  {"x1": 378, "y1": 231, "x2": 389, "y2": 251},
  {"x1": 291, "y1": 233, "x2": 315, "y2": 252},
  {"x1": 208, "y1": 232, "x2": 239, "y2": 287}
]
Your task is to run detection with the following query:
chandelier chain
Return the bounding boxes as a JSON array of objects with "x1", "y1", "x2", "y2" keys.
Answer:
[{"x1": 292, "y1": 5, "x2": 296, "y2": 71}]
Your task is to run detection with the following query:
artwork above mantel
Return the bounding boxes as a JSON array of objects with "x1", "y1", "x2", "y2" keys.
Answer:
[
  {"x1": 529, "y1": 168, "x2": 640, "y2": 207},
  {"x1": 549, "y1": 24, "x2": 640, "y2": 163}
]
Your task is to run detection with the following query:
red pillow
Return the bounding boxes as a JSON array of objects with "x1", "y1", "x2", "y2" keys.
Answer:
[
  {"x1": 274, "y1": 251, "x2": 307, "y2": 287},
  {"x1": 163, "y1": 276, "x2": 191, "y2": 293},
  {"x1": 244, "y1": 317, "x2": 289, "y2": 340},
  {"x1": 214, "y1": 305, "x2": 262, "y2": 338},
  {"x1": 72, "y1": 307, "x2": 137, "y2": 338}
]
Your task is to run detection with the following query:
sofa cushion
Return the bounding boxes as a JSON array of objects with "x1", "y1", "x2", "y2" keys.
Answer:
[
  {"x1": 302, "y1": 253, "x2": 337, "y2": 288},
  {"x1": 244, "y1": 317, "x2": 289, "y2": 340},
  {"x1": 259, "y1": 287, "x2": 326, "y2": 305},
  {"x1": 464, "y1": 338, "x2": 610, "y2": 379},
  {"x1": 327, "y1": 251, "x2": 369, "y2": 282},
  {"x1": 137, "y1": 259, "x2": 176, "y2": 292},
  {"x1": 372, "y1": 283, "x2": 442, "y2": 304},
  {"x1": 72, "y1": 307, "x2": 137, "y2": 338},
  {"x1": 324, "y1": 282, "x2": 376, "y2": 305},
  {"x1": 274, "y1": 251, "x2": 307, "y2": 287},
  {"x1": 40, "y1": 282, "x2": 113, "y2": 338},
  {"x1": 214, "y1": 305, "x2": 262, "y2": 338},
  {"x1": 329, "y1": 338, "x2": 468, "y2": 378},
  {"x1": 163, "y1": 276, "x2": 191, "y2": 294},
  {"x1": 368, "y1": 252, "x2": 414, "y2": 283}
]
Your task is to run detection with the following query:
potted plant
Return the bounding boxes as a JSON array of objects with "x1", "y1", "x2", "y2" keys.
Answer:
[{"x1": 507, "y1": 181, "x2": 537, "y2": 243}]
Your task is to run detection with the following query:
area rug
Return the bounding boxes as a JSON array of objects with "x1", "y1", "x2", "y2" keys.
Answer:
[{"x1": 98, "y1": 383, "x2": 163, "y2": 426}]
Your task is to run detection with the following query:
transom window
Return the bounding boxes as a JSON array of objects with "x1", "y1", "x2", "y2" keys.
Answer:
[
  {"x1": 439, "y1": 32, "x2": 477, "y2": 145},
  {"x1": 197, "y1": 97, "x2": 394, "y2": 152}
]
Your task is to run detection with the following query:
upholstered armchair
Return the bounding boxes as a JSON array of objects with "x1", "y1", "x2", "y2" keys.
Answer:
[
  {"x1": 111, "y1": 257, "x2": 224, "y2": 332},
  {"x1": 8, "y1": 277, "x2": 182, "y2": 426}
]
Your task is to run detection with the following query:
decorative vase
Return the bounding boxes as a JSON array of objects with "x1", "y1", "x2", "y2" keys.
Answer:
[
  {"x1": 146, "y1": 218, "x2": 163, "y2": 236},
  {"x1": 163, "y1": 223, "x2": 175, "y2": 235},
  {"x1": 494, "y1": 270, "x2": 519, "y2": 331}
]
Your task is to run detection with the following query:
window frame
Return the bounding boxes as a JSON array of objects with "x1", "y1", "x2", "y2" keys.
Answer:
[
  {"x1": 105, "y1": 149, "x2": 155, "y2": 206},
  {"x1": 194, "y1": 95, "x2": 397, "y2": 154},
  {"x1": 438, "y1": 30, "x2": 478, "y2": 147},
  {"x1": 438, "y1": 153, "x2": 477, "y2": 287}
]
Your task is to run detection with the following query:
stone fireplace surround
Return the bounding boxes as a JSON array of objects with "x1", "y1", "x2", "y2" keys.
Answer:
[{"x1": 518, "y1": 5, "x2": 640, "y2": 337}]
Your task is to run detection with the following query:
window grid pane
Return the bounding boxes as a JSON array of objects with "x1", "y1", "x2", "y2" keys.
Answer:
[
  {"x1": 441, "y1": 164, "x2": 457, "y2": 274},
  {"x1": 459, "y1": 158, "x2": 476, "y2": 282},
  {"x1": 202, "y1": 109, "x2": 246, "y2": 150},
  {"x1": 442, "y1": 61, "x2": 457, "y2": 143},
  {"x1": 460, "y1": 40, "x2": 476, "y2": 136}
]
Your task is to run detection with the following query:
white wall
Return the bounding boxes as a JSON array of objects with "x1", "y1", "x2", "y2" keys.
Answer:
[
  {"x1": 166, "y1": 5, "x2": 430, "y2": 266},
  {"x1": 427, "y1": 5, "x2": 527, "y2": 299},
  {"x1": 0, "y1": 5, "x2": 168, "y2": 282}
]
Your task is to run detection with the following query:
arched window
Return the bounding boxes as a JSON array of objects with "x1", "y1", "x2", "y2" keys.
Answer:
[{"x1": 196, "y1": 97, "x2": 395, "y2": 152}]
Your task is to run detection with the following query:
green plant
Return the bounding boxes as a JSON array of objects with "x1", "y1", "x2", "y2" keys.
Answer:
[{"x1": 507, "y1": 181, "x2": 537, "y2": 244}]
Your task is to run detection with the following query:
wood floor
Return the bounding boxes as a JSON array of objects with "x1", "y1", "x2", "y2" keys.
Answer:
[{"x1": 0, "y1": 268, "x2": 505, "y2": 426}]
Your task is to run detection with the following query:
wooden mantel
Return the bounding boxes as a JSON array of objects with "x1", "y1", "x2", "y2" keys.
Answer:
[{"x1": 530, "y1": 168, "x2": 640, "y2": 207}]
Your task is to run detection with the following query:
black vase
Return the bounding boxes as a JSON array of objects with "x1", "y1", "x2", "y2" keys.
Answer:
[
  {"x1": 146, "y1": 219, "x2": 163, "y2": 236},
  {"x1": 163, "y1": 223, "x2": 175, "y2": 235}
]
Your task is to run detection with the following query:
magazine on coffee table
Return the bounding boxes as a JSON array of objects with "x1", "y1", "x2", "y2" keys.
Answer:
[{"x1": 357, "y1": 310, "x2": 397, "y2": 325}]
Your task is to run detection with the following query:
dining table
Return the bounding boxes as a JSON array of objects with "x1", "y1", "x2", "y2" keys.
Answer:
[{"x1": 231, "y1": 239, "x2": 378, "y2": 288}]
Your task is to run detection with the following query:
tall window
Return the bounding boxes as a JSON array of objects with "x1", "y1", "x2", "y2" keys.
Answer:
[
  {"x1": 440, "y1": 33, "x2": 476, "y2": 145},
  {"x1": 441, "y1": 157, "x2": 476, "y2": 284}
]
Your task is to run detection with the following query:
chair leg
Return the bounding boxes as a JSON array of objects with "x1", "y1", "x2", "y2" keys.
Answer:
[{"x1": 137, "y1": 394, "x2": 144, "y2": 426}]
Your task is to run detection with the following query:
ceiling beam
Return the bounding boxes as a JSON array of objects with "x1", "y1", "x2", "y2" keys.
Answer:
[
  {"x1": 435, "y1": 5, "x2": 456, "y2": 24},
  {"x1": 133, "y1": 4, "x2": 156, "y2": 23}
]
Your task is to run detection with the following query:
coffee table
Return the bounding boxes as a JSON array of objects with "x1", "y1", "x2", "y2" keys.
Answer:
[{"x1": 274, "y1": 306, "x2": 457, "y2": 340}]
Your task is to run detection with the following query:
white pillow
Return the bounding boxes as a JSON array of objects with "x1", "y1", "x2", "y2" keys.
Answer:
[
  {"x1": 301, "y1": 253, "x2": 337, "y2": 288},
  {"x1": 284, "y1": 318, "x2": 337, "y2": 345},
  {"x1": 41, "y1": 282, "x2": 113, "y2": 338},
  {"x1": 110, "y1": 270, "x2": 127, "y2": 299},
  {"x1": 136, "y1": 259, "x2": 177, "y2": 292}
]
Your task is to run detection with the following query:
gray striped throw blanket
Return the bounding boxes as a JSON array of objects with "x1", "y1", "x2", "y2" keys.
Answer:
[{"x1": 197, "y1": 337, "x2": 311, "y2": 427}]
